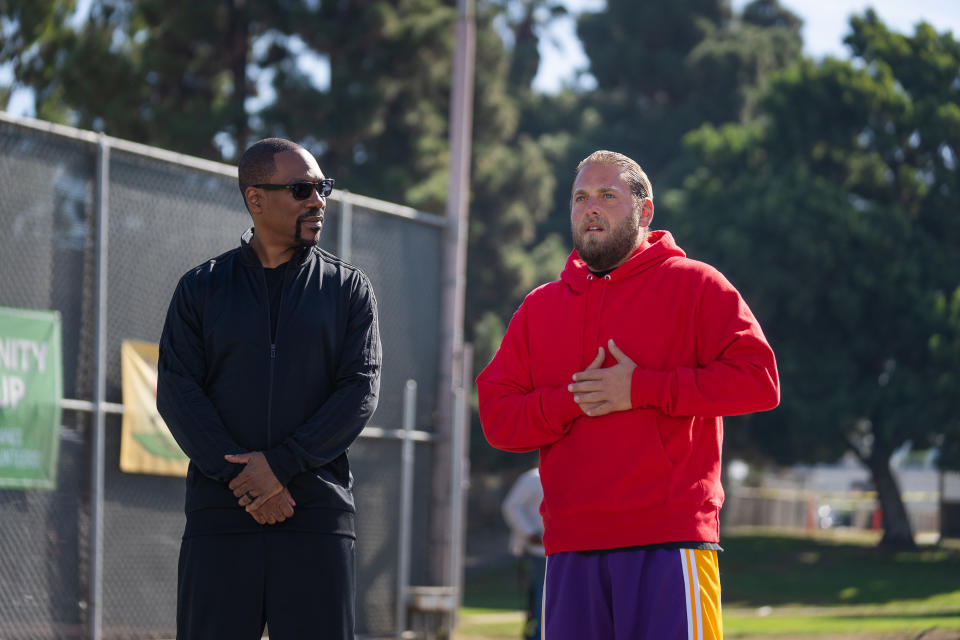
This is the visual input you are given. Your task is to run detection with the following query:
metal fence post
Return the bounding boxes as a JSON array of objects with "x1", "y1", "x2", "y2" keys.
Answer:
[
  {"x1": 338, "y1": 195, "x2": 353, "y2": 263},
  {"x1": 90, "y1": 133, "x2": 110, "y2": 640},
  {"x1": 434, "y1": 0, "x2": 475, "y2": 586},
  {"x1": 396, "y1": 380, "x2": 418, "y2": 638},
  {"x1": 448, "y1": 343, "x2": 472, "y2": 612}
]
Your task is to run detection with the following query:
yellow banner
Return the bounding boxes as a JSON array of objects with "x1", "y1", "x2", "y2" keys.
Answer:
[{"x1": 120, "y1": 340, "x2": 188, "y2": 476}]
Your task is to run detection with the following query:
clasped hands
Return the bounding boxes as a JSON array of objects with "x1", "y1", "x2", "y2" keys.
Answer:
[
  {"x1": 568, "y1": 339, "x2": 635, "y2": 417},
  {"x1": 225, "y1": 451, "x2": 295, "y2": 525}
]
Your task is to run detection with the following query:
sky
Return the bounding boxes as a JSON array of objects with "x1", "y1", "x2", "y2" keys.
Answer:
[{"x1": 532, "y1": 0, "x2": 960, "y2": 93}]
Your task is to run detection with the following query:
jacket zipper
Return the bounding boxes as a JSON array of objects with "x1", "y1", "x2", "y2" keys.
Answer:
[{"x1": 262, "y1": 264, "x2": 287, "y2": 449}]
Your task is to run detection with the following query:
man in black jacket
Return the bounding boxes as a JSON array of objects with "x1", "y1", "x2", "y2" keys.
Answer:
[{"x1": 157, "y1": 138, "x2": 381, "y2": 640}]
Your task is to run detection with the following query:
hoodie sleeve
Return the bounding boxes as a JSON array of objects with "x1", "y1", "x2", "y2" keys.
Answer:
[
  {"x1": 630, "y1": 267, "x2": 780, "y2": 417},
  {"x1": 157, "y1": 276, "x2": 246, "y2": 482},
  {"x1": 261, "y1": 273, "x2": 381, "y2": 486},
  {"x1": 477, "y1": 299, "x2": 584, "y2": 452}
]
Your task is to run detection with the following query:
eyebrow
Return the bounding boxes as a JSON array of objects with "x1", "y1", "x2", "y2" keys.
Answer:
[
  {"x1": 282, "y1": 174, "x2": 324, "y2": 184},
  {"x1": 573, "y1": 185, "x2": 622, "y2": 195}
]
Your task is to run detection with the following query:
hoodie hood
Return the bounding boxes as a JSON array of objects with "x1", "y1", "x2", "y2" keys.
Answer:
[{"x1": 560, "y1": 229, "x2": 686, "y2": 293}]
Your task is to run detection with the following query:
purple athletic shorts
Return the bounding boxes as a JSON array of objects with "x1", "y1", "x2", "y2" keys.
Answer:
[{"x1": 542, "y1": 547, "x2": 722, "y2": 640}]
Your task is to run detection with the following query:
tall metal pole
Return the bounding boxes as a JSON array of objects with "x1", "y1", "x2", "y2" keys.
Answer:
[
  {"x1": 433, "y1": 0, "x2": 475, "y2": 586},
  {"x1": 448, "y1": 343, "x2": 473, "y2": 606},
  {"x1": 396, "y1": 380, "x2": 418, "y2": 638},
  {"x1": 90, "y1": 134, "x2": 110, "y2": 640}
]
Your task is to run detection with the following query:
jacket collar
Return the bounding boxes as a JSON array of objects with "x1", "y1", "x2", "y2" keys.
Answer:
[
  {"x1": 239, "y1": 228, "x2": 315, "y2": 268},
  {"x1": 560, "y1": 230, "x2": 686, "y2": 293}
]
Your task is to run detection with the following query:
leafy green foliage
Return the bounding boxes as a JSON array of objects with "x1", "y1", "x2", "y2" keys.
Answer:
[{"x1": 575, "y1": 0, "x2": 802, "y2": 189}]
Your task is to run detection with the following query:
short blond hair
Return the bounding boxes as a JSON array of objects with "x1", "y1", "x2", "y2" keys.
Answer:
[{"x1": 576, "y1": 150, "x2": 653, "y2": 203}]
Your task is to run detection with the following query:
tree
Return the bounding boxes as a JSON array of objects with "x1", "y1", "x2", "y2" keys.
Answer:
[
  {"x1": 490, "y1": 0, "x2": 567, "y2": 94},
  {"x1": 666, "y1": 11, "x2": 960, "y2": 548},
  {"x1": 575, "y1": 0, "x2": 802, "y2": 188},
  {"x1": 932, "y1": 286, "x2": 960, "y2": 472},
  {"x1": 6, "y1": 0, "x2": 257, "y2": 158},
  {"x1": 3, "y1": 0, "x2": 464, "y2": 181}
]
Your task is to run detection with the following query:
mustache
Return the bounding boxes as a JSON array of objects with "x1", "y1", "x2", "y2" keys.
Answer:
[
  {"x1": 578, "y1": 217, "x2": 606, "y2": 233},
  {"x1": 297, "y1": 209, "x2": 324, "y2": 223}
]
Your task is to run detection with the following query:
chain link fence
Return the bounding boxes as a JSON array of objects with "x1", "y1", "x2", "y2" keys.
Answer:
[{"x1": 0, "y1": 113, "x2": 449, "y2": 639}]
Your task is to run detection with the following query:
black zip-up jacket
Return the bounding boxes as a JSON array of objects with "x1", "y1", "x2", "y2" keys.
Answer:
[{"x1": 157, "y1": 229, "x2": 381, "y2": 536}]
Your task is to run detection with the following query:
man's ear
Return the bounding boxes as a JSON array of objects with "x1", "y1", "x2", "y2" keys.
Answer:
[
  {"x1": 638, "y1": 197, "x2": 654, "y2": 228},
  {"x1": 244, "y1": 186, "x2": 263, "y2": 214}
]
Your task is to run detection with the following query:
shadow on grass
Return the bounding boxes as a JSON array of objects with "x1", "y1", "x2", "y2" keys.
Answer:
[
  {"x1": 821, "y1": 612, "x2": 960, "y2": 619},
  {"x1": 722, "y1": 531, "x2": 960, "y2": 608}
]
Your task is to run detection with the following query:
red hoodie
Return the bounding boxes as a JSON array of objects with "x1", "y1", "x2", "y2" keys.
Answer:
[{"x1": 477, "y1": 231, "x2": 779, "y2": 554}]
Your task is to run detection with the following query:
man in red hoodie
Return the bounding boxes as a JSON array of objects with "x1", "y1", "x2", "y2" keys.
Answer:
[{"x1": 476, "y1": 150, "x2": 779, "y2": 639}]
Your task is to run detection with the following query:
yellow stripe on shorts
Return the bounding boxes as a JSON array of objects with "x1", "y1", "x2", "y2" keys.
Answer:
[{"x1": 680, "y1": 548, "x2": 723, "y2": 640}]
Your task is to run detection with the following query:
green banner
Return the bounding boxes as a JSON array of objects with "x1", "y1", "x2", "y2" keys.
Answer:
[{"x1": 0, "y1": 306, "x2": 62, "y2": 489}]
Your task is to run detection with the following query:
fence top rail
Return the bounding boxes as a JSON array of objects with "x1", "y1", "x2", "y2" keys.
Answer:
[
  {"x1": 337, "y1": 190, "x2": 447, "y2": 228},
  {"x1": 0, "y1": 111, "x2": 447, "y2": 227}
]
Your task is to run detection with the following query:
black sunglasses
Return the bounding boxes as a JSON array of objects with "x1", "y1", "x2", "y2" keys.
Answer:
[{"x1": 254, "y1": 179, "x2": 335, "y2": 200}]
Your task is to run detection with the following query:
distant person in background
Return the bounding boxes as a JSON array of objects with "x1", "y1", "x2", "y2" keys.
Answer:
[
  {"x1": 477, "y1": 150, "x2": 779, "y2": 639},
  {"x1": 502, "y1": 467, "x2": 546, "y2": 640},
  {"x1": 158, "y1": 138, "x2": 381, "y2": 639}
]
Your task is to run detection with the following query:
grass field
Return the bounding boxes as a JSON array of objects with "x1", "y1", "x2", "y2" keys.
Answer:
[{"x1": 457, "y1": 529, "x2": 960, "y2": 639}]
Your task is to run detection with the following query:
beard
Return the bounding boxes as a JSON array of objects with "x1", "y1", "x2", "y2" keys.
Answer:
[
  {"x1": 572, "y1": 210, "x2": 642, "y2": 272},
  {"x1": 294, "y1": 211, "x2": 323, "y2": 247}
]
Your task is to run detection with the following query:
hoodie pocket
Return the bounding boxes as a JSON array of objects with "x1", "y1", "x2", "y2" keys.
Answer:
[
  {"x1": 602, "y1": 409, "x2": 675, "y2": 507},
  {"x1": 655, "y1": 412, "x2": 695, "y2": 467},
  {"x1": 656, "y1": 413, "x2": 714, "y2": 506}
]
